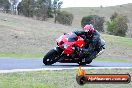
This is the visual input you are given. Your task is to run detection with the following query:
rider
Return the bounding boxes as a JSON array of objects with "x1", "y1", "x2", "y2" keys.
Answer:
[{"x1": 73, "y1": 24, "x2": 101, "y2": 62}]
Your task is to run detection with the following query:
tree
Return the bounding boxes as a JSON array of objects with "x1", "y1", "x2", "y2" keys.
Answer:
[
  {"x1": 9, "y1": 0, "x2": 20, "y2": 14},
  {"x1": 56, "y1": 11, "x2": 73, "y2": 25},
  {"x1": 17, "y1": 0, "x2": 36, "y2": 17},
  {"x1": 0, "y1": 0, "x2": 10, "y2": 13},
  {"x1": 107, "y1": 13, "x2": 128, "y2": 37},
  {"x1": 53, "y1": 0, "x2": 63, "y2": 23},
  {"x1": 18, "y1": 0, "x2": 52, "y2": 20},
  {"x1": 35, "y1": 0, "x2": 51, "y2": 21}
]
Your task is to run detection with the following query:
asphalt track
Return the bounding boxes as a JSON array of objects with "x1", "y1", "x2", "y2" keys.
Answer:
[{"x1": 0, "y1": 58, "x2": 132, "y2": 70}]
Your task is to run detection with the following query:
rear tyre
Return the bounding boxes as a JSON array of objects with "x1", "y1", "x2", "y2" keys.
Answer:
[
  {"x1": 43, "y1": 49, "x2": 60, "y2": 65},
  {"x1": 86, "y1": 60, "x2": 92, "y2": 64}
]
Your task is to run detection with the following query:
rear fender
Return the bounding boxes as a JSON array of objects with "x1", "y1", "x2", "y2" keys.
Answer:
[{"x1": 100, "y1": 39, "x2": 105, "y2": 49}]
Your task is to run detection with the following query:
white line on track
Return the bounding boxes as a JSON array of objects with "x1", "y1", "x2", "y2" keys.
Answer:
[{"x1": 0, "y1": 67, "x2": 131, "y2": 73}]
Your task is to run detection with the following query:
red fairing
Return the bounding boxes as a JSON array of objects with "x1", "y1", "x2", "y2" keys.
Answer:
[
  {"x1": 56, "y1": 33, "x2": 85, "y2": 55},
  {"x1": 63, "y1": 42, "x2": 74, "y2": 54},
  {"x1": 75, "y1": 36, "x2": 85, "y2": 47}
]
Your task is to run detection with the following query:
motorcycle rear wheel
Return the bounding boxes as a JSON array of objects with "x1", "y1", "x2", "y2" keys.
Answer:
[
  {"x1": 43, "y1": 49, "x2": 60, "y2": 65},
  {"x1": 86, "y1": 60, "x2": 92, "y2": 64}
]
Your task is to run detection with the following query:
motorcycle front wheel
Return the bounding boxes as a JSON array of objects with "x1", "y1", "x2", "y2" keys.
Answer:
[{"x1": 43, "y1": 49, "x2": 60, "y2": 65}]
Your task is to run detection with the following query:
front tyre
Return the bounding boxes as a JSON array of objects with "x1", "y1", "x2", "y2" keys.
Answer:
[{"x1": 43, "y1": 49, "x2": 60, "y2": 65}]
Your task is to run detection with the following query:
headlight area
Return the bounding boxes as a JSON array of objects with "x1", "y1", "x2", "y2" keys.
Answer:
[
  {"x1": 62, "y1": 44, "x2": 69, "y2": 49},
  {"x1": 72, "y1": 44, "x2": 76, "y2": 50}
]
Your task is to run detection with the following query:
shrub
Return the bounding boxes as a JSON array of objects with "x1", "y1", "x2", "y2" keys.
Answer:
[
  {"x1": 81, "y1": 15, "x2": 104, "y2": 32},
  {"x1": 81, "y1": 16, "x2": 93, "y2": 27},
  {"x1": 110, "y1": 12, "x2": 118, "y2": 21},
  {"x1": 107, "y1": 13, "x2": 128, "y2": 37},
  {"x1": 56, "y1": 11, "x2": 73, "y2": 25}
]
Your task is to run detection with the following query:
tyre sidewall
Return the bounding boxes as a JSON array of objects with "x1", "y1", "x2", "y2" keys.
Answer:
[{"x1": 43, "y1": 49, "x2": 60, "y2": 65}]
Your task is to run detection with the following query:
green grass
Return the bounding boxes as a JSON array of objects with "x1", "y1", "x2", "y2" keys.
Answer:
[
  {"x1": 0, "y1": 69, "x2": 132, "y2": 88},
  {"x1": 95, "y1": 57, "x2": 132, "y2": 63},
  {"x1": 0, "y1": 52, "x2": 43, "y2": 58},
  {"x1": 101, "y1": 34, "x2": 132, "y2": 47}
]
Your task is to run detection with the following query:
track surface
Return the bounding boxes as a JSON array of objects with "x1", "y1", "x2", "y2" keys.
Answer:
[{"x1": 0, "y1": 58, "x2": 132, "y2": 70}]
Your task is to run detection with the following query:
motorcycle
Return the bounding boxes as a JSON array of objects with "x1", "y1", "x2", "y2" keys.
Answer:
[{"x1": 43, "y1": 32, "x2": 105, "y2": 65}]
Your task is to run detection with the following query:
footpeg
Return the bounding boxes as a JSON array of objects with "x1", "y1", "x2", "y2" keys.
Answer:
[{"x1": 82, "y1": 58, "x2": 85, "y2": 62}]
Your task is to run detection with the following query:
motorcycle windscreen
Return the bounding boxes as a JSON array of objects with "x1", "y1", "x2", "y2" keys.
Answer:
[{"x1": 67, "y1": 33, "x2": 78, "y2": 42}]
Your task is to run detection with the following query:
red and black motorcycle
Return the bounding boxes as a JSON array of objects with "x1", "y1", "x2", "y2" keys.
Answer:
[{"x1": 43, "y1": 32, "x2": 105, "y2": 65}]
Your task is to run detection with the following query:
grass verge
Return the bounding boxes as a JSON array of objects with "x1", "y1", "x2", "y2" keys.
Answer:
[
  {"x1": 0, "y1": 52, "x2": 43, "y2": 58},
  {"x1": 0, "y1": 69, "x2": 132, "y2": 88},
  {"x1": 95, "y1": 57, "x2": 132, "y2": 63}
]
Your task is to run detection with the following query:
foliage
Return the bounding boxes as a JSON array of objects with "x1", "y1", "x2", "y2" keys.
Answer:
[
  {"x1": 17, "y1": 0, "x2": 63, "y2": 22},
  {"x1": 81, "y1": 15, "x2": 105, "y2": 32},
  {"x1": 17, "y1": 0, "x2": 35, "y2": 17},
  {"x1": 56, "y1": 11, "x2": 73, "y2": 25},
  {"x1": 17, "y1": 0, "x2": 52, "y2": 20},
  {"x1": 110, "y1": 12, "x2": 118, "y2": 21},
  {"x1": 107, "y1": 13, "x2": 128, "y2": 37},
  {"x1": 0, "y1": 0, "x2": 10, "y2": 13},
  {"x1": 53, "y1": 0, "x2": 63, "y2": 23},
  {"x1": 34, "y1": 0, "x2": 51, "y2": 20}
]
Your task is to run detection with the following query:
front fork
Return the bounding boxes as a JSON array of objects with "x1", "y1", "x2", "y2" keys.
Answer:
[{"x1": 54, "y1": 47, "x2": 63, "y2": 54}]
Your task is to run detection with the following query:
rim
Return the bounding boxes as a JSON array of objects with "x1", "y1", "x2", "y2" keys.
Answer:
[{"x1": 45, "y1": 55, "x2": 59, "y2": 64}]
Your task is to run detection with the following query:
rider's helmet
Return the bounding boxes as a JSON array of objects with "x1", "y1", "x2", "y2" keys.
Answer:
[
  {"x1": 84, "y1": 24, "x2": 95, "y2": 38},
  {"x1": 84, "y1": 24, "x2": 95, "y2": 33}
]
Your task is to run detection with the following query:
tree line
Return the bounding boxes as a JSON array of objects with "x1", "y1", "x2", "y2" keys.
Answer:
[
  {"x1": 0, "y1": 0, "x2": 73, "y2": 25},
  {"x1": 17, "y1": 0, "x2": 63, "y2": 21}
]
